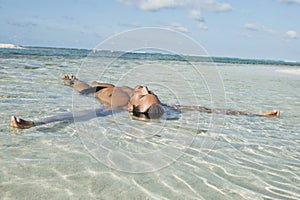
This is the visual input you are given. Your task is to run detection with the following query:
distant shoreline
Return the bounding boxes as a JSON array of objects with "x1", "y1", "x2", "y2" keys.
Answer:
[{"x1": 1, "y1": 44, "x2": 300, "y2": 66}]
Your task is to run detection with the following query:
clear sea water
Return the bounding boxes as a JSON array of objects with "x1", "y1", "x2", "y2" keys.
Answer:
[{"x1": 0, "y1": 47, "x2": 299, "y2": 199}]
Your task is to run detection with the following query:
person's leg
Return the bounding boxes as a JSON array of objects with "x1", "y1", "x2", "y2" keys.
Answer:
[
  {"x1": 63, "y1": 75, "x2": 116, "y2": 95},
  {"x1": 10, "y1": 75, "x2": 110, "y2": 129},
  {"x1": 10, "y1": 108, "x2": 114, "y2": 129},
  {"x1": 63, "y1": 74, "x2": 91, "y2": 92},
  {"x1": 91, "y1": 81, "x2": 115, "y2": 88},
  {"x1": 10, "y1": 116, "x2": 35, "y2": 129}
]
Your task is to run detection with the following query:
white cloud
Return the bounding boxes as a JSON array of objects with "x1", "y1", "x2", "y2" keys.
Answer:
[
  {"x1": 197, "y1": 22, "x2": 208, "y2": 30},
  {"x1": 278, "y1": 0, "x2": 300, "y2": 4},
  {"x1": 244, "y1": 23, "x2": 263, "y2": 31},
  {"x1": 118, "y1": 22, "x2": 141, "y2": 28},
  {"x1": 212, "y1": 2, "x2": 232, "y2": 11},
  {"x1": 139, "y1": 0, "x2": 185, "y2": 11},
  {"x1": 168, "y1": 22, "x2": 189, "y2": 33},
  {"x1": 243, "y1": 23, "x2": 276, "y2": 34},
  {"x1": 117, "y1": 0, "x2": 188, "y2": 11},
  {"x1": 118, "y1": 0, "x2": 232, "y2": 12},
  {"x1": 188, "y1": 10, "x2": 208, "y2": 30},
  {"x1": 286, "y1": 30, "x2": 298, "y2": 39},
  {"x1": 118, "y1": 0, "x2": 231, "y2": 32},
  {"x1": 244, "y1": 24, "x2": 298, "y2": 40},
  {"x1": 188, "y1": 10, "x2": 204, "y2": 21}
]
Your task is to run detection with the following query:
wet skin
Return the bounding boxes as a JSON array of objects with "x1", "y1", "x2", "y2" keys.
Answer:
[{"x1": 10, "y1": 74, "x2": 280, "y2": 129}]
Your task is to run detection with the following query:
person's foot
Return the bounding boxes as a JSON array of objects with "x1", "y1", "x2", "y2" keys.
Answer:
[
  {"x1": 62, "y1": 74, "x2": 77, "y2": 85},
  {"x1": 10, "y1": 116, "x2": 35, "y2": 129},
  {"x1": 259, "y1": 109, "x2": 280, "y2": 117},
  {"x1": 62, "y1": 74, "x2": 77, "y2": 80}
]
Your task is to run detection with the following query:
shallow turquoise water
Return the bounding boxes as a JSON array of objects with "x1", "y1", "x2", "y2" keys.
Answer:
[{"x1": 0, "y1": 49, "x2": 299, "y2": 199}]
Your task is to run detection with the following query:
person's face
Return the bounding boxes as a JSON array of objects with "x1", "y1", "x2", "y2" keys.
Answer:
[{"x1": 128, "y1": 86, "x2": 160, "y2": 113}]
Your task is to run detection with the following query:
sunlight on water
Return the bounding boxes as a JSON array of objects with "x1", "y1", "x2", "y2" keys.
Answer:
[{"x1": 0, "y1": 48, "x2": 299, "y2": 199}]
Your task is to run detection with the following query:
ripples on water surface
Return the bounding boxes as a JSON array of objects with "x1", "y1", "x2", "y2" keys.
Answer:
[{"x1": 0, "y1": 48, "x2": 299, "y2": 199}]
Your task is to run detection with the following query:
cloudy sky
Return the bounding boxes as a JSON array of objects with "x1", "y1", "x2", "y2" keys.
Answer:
[{"x1": 0, "y1": 0, "x2": 299, "y2": 61}]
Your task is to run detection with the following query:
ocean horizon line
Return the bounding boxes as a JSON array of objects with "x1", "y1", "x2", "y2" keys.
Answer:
[{"x1": 1, "y1": 43, "x2": 300, "y2": 66}]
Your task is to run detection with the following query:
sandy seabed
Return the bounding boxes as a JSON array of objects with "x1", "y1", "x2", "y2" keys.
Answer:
[{"x1": 276, "y1": 69, "x2": 300, "y2": 75}]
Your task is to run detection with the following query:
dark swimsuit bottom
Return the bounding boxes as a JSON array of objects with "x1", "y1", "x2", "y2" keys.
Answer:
[{"x1": 80, "y1": 86, "x2": 108, "y2": 95}]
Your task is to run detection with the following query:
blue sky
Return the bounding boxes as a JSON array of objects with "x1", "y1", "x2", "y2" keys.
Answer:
[{"x1": 0, "y1": 0, "x2": 299, "y2": 61}]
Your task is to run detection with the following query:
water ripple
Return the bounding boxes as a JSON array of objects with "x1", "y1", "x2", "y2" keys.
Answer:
[{"x1": 1, "y1": 53, "x2": 299, "y2": 199}]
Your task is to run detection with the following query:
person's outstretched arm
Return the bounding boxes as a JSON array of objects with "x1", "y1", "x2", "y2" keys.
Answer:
[{"x1": 171, "y1": 105, "x2": 280, "y2": 117}]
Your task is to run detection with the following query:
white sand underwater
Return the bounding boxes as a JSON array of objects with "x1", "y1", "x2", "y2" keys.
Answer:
[{"x1": 276, "y1": 68, "x2": 300, "y2": 75}]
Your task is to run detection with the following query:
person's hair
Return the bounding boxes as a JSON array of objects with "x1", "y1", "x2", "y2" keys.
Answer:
[
  {"x1": 132, "y1": 104, "x2": 164, "y2": 119},
  {"x1": 146, "y1": 104, "x2": 165, "y2": 119}
]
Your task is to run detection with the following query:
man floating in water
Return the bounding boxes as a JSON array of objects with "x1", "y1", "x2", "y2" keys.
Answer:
[{"x1": 10, "y1": 74, "x2": 280, "y2": 129}]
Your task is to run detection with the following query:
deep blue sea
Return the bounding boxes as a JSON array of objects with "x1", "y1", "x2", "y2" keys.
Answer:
[{"x1": 0, "y1": 46, "x2": 299, "y2": 199}]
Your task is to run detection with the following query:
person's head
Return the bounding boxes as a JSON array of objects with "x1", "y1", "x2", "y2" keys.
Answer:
[{"x1": 128, "y1": 85, "x2": 164, "y2": 119}]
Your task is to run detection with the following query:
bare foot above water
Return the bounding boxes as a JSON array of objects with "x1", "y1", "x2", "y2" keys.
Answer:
[
  {"x1": 259, "y1": 109, "x2": 280, "y2": 117},
  {"x1": 10, "y1": 116, "x2": 35, "y2": 129}
]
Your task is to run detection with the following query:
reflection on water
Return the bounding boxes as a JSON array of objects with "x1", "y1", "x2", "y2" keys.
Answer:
[{"x1": 0, "y1": 51, "x2": 299, "y2": 199}]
